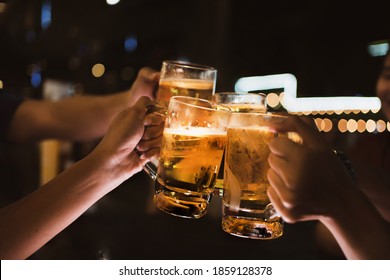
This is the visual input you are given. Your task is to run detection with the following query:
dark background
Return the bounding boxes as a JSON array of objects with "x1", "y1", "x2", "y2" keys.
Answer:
[
  {"x1": 1, "y1": 0, "x2": 389, "y2": 260},
  {"x1": 1, "y1": 0, "x2": 389, "y2": 98}
]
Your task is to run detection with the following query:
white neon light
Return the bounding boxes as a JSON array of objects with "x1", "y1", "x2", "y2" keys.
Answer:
[
  {"x1": 368, "y1": 42, "x2": 389, "y2": 57},
  {"x1": 234, "y1": 74, "x2": 382, "y2": 113}
]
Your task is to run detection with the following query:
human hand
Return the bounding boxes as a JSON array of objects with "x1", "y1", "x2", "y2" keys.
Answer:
[
  {"x1": 93, "y1": 97, "x2": 164, "y2": 180},
  {"x1": 126, "y1": 67, "x2": 160, "y2": 106},
  {"x1": 266, "y1": 115, "x2": 355, "y2": 223}
]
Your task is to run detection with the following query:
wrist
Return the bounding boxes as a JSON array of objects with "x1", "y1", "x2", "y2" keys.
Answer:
[
  {"x1": 333, "y1": 149, "x2": 356, "y2": 182},
  {"x1": 88, "y1": 145, "x2": 142, "y2": 185}
]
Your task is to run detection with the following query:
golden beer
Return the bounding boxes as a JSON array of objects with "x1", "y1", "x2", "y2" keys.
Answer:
[
  {"x1": 142, "y1": 61, "x2": 216, "y2": 180},
  {"x1": 156, "y1": 78, "x2": 215, "y2": 107},
  {"x1": 222, "y1": 126, "x2": 283, "y2": 239},
  {"x1": 212, "y1": 92, "x2": 267, "y2": 195},
  {"x1": 154, "y1": 127, "x2": 226, "y2": 218}
]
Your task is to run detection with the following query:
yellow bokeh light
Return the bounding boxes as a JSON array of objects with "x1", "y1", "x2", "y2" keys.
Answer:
[
  {"x1": 0, "y1": 80, "x2": 3, "y2": 89},
  {"x1": 377, "y1": 119, "x2": 386, "y2": 133},
  {"x1": 92, "y1": 63, "x2": 105, "y2": 78},
  {"x1": 0, "y1": 3, "x2": 6, "y2": 13},
  {"x1": 347, "y1": 119, "x2": 357, "y2": 133},
  {"x1": 366, "y1": 119, "x2": 376, "y2": 133},
  {"x1": 352, "y1": 109, "x2": 361, "y2": 114},
  {"x1": 338, "y1": 119, "x2": 348, "y2": 133},
  {"x1": 314, "y1": 118, "x2": 323, "y2": 131},
  {"x1": 266, "y1": 93, "x2": 280, "y2": 108},
  {"x1": 357, "y1": 119, "x2": 366, "y2": 133},
  {"x1": 322, "y1": 118, "x2": 333, "y2": 132},
  {"x1": 279, "y1": 92, "x2": 285, "y2": 102},
  {"x1": 388, "y1": 122, "x2": 390, "y2": 132}
]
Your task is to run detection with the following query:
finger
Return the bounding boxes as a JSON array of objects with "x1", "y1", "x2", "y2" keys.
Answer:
[
  {"x1": 137, "y1": 67, "x2": 160, "y2": 83},
  {"x1": 268, "y1": 137, "x2": 300, "y2": 158},
  {"x1": 142, "y1": 123, "x2": 164, "y2": 140},
  {"x1": 144, "y1": 109, "x2": 166, "y2": 126},
  {"x1": 139, "y1": 147, "x2": 160, "y2": 161},
  {"x1": 131, "y1": 96, "x2": 153, "y2": 116},
  {"x1": 130, "y1": 68, "x2": 160, "y2": 102},
  {"x1": 268, "y1": 152, "x2": 292, "y2": 188},
  {"x1": 270, "y1": 115, "x2": 326, "y2": 148},
  {"x1": 267, "y1": 168, "x2": 298, "y2": 210},
  {"x1": 136, "y1": 136, "x2": 163, "y2": 152},
  {"x1": 267, "y1": 168, "x2": 289, "y2": 200},
  {"x1": 267, "y1": 186, "x2": 297, "y2": 224}
]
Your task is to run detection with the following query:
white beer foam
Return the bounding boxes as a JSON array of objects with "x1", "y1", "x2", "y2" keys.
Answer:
[{"x1": 164, "y1": 127, "x2": 227, "y2": 136}]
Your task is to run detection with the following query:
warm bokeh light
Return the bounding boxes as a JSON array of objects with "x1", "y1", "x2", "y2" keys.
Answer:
[
  {"x1": 377, "y1": 120, "x2": 386, "y2": 133},
  {"x1": 266, "y1": 92, "x2": 279, "y2": 108},
  {"x1": 0, "y1": 80, "x2": 3, "y2": 89},
  {"x1": 314, "y1": 118, "x2": 322, "y2": 131},
  {"x1": 0, "y1": 3, "x2": 6, "y2": 13},
  {"x1": 357, "y1": 119, "x2": 366, "y2": 133},
  {"x1": 347, "y1": 119, "x2": 357, "y2": 133},
  {"x1": 92, "y1": 63, "x2": 105, "y2": 78},
  {"x1": 366, "y1": 119, "x2": 376, "y2": 133},
  {"x1": 338, "y1": 119, "x2": 348, "y2": 133},
  {"x1": 322, "y1": 118, "x2": 333, "y2": 132},
  {"x1": 352, "y1": 109, "x2": 360, "y2": 114}
]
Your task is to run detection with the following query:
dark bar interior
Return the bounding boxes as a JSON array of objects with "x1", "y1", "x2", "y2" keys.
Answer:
[{"x1": 1, "y1": 0, "x2": 389, "y2": 260}]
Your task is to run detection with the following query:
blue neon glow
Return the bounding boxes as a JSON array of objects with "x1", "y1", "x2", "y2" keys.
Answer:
[
  {"x1": 41, "y1": 1, "x2": 52, "y2": 30},
  {"x1": 31, "y1": 69, "x2": 42, "y2": 88},
  {"x1": 124, "y1": 35, "x2": 138, "y2": 52}
]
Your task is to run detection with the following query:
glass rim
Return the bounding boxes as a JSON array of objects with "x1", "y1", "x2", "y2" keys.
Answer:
[
  {"x1": 162, "y1": 60, "x2": 217, "y2": 71},
  {"x1": 170, "y1": 96, "x2": 230, "y2": 113},
  {"x1": 214, "y1": 92, "x2": 266, "y2": 98},
  {"x1": 229, "y1": 111, "x2": 290, "y2": 118}
]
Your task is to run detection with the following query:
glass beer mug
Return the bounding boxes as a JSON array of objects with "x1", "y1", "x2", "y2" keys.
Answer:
[
  {"x1": 222, "y1": 113, "x2": 290, "y2": 239},
  {"x1": 143, "y1": 60, "x2": 217, "y2": 180},
  {"x1": 211, "y1": 92, "x2": 267, "y2": 195},
  {"x1": 151, "y1": 96, "x2": 230, "y2": 219}
]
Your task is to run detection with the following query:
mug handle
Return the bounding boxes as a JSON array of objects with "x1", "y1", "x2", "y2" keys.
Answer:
[
  {"x1": 142, "y1": 104, "x2": 167, "y2": 180},
  {"x1": 143, "y1": 159, "x2": 158, "y2": 180}
]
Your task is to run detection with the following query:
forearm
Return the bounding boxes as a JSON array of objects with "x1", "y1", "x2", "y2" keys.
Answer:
[
  {"x1": 320, "y1": 188, "x2": 390, "y2": 259},
  {"x1": 0, "y1": 149, "x2": 131, "y2": 260},
  {"x1": 48, "y1": 92, "x2": 131, "y2": 140},
  {"x1": 9, "y1": 92, "x2": 130, "y2": 142}
]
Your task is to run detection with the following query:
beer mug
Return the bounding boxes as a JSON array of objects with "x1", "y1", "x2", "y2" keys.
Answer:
[
  {"x1": 212, "y1": 92, "x2": 267, "y2": 113},
  {"x1": 153, "y1": 96, "x2": 230, "y2": 219},
  {"x1": 156, "y1": 60, "x2": 217, "y2": 108},
  {"x1": 211, "y1": 92, "x2": 267, "y2": 195},
  {"x1": 143, "y1": 60, "x2": 217, "y2": 180},
  {"x1": 222, "y1": 113, "x2": 298, "y2": 239}
]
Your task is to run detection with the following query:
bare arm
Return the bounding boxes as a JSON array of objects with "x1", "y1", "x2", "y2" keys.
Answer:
[
  {"x1": 0, "y1": 97, "x2": 164, "y2": 259},
  {"x1": 267, "y1": 115, "x2": 390, "y2": 259},
  {"x1": 319, "y1": 187, "x2": 390, "y2": 259},
  {"x1": 7, "y1": 67, "x2": 159, "y2": 143}
]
